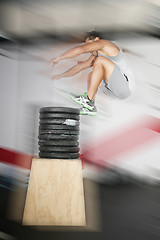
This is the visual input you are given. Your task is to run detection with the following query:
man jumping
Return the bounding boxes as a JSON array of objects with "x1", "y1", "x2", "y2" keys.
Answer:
[{"x1": 49, "y1": 31, "x2": 132, "y2": 115}]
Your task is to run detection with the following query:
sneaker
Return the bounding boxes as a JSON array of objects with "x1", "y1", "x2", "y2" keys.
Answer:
[
  {"x1": 70, "y1": 92, "x2": 95, "y2": 111},
  {"x1": 80, "y1": 106, "x2": 97, "y2": 116}
]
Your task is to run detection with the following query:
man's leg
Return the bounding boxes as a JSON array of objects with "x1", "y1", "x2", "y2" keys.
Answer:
[
  {"x1": 87, "y1": 72, "x2": 92, "y2": 92},
  {"x1": 70, "y1": 57, "x2": 115, "y2": 114},
  {"x1": 87, "y1": 57, "x2": 115, "y2": 100}
]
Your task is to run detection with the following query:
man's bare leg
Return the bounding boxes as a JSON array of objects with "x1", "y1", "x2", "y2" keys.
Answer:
[
  {"x1": 87, "y1": 72, "x2": 92, "y2": 92},
  {"x1": 87, "y1": 57, "x2": 115, "y2": 100},
  {"x1": 70, "y1": 57, "x2": 115, "y2": 114}
]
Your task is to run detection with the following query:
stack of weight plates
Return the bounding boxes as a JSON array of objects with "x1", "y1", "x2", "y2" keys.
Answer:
[{"x1": 38, "y1": 107, "x2": 80, "y2": 159}]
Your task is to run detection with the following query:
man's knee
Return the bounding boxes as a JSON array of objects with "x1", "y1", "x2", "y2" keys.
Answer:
[
  {"x1": 88, "y1": 72, "x2": 92, "y2": 77},
  {"x1": 93, "y1": 56, "x2": 113, "y2": 68},
  {"x1": 93, "y1": 56, "x2": 104, "y2": 66}
]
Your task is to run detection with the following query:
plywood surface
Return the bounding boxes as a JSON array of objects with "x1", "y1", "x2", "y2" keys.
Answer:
[{"x1": 23, "y1": 158, "x2": 86, "y2": 226}]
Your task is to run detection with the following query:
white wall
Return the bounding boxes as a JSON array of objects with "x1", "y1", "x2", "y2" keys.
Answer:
[{"x1": 0, "y1": 48, "x2": 18, "y2": 150}]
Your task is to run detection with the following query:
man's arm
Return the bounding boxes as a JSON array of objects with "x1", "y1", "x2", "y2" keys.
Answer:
[
  {"x1": 52, "y1": 54, "x2": 96, "y2": 79},
  {"x1": 49, "y1": 40, "x2": 104, "y2": 64}
]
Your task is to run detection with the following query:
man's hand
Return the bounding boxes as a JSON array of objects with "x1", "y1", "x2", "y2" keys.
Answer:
[
  {"x1": 92, "y1": 51, "x2": 98, "y2": 56},
  {"x1": 77, "y1": 60, "x2": 84, "y2": 64},
  {"x1": 48, "y1": 57, "x2": 60, "y2": 67}
]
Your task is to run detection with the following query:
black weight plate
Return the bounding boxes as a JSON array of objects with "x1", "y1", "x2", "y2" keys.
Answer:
[
  {"x1": 39, "y1": 146, "x2": 79, "y2": 153},
  {"x1": 38, "y1": 140, "x2": 79, "y2": 147},
  {"x1": 39, "y1": 119, "x2": 79, "y2": 125},
  {"x1": 40, "y1": 113, "x2": 80, "y2": 120},
  {"x1": 39, "y1": 152, "x2": 79, "y2": 159},
  {"x1": 38, "y1": 134, "x2": 79, "y2": 141},
  {"x1": 39, "y1": 125, "x2": 79, "y2": 130},
  {"x1": 39, "y1": 130, "x2": 79, "y2": 135},
  {"x1": 40, "y1": 107, "x2": 80, "y2": 114}
]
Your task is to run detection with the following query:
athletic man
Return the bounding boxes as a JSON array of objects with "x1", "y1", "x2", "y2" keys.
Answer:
[{"x1": 49, "y1": 31, "x2": 132, "y2": 115}]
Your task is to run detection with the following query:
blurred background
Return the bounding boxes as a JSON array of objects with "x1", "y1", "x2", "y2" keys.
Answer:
[
  {"x1": 0, "y1": 0, "x2": 160, "y2": 39},
  {"x1": 0, "y1": 0, "x2": 160, "y2": 239}
]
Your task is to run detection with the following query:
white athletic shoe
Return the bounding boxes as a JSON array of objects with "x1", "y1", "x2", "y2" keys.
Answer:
[{"x1": 70, "y1": 92, "x2": 95, "y2": 111}]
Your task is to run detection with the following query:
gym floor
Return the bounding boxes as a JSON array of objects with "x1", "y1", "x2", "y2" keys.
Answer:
[{"x1": 0, "y1": 181, "x2": 160, "y2": 240}]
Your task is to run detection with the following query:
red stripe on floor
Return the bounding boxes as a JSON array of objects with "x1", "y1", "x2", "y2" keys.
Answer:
[
  {"x1": 80, "y1": 116, "x2": 160, "y2": 167},
  {"x1": 0, "y1": 147, "x2": 32, "y2": 169}
]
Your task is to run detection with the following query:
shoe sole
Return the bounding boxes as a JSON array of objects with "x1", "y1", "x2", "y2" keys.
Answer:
[
  {"x1": 80, "y1": 112, "x2": 97, "y2": 116},
  {"x1": 80, "y1": 110, "x2": 97, "y2": 116},
  {"x1": 69, "y1": 94, "x2": 94, "y2": 111}
]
